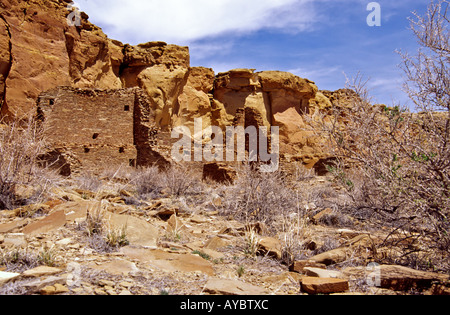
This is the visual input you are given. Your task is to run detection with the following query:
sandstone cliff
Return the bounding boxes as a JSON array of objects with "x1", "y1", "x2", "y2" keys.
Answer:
[{"x1": 0, "y1": 0, "x2": 335, "y2": 172}]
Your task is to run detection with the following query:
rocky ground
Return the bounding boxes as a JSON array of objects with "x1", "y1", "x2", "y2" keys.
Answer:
[{"x1": 0, "y1": 174, "x2": 449, "y2": 296}]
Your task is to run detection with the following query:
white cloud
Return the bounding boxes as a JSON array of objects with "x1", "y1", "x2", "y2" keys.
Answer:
[
  {"x1": 288, "y1": 65, "x2": 346, "y2": 89},
  {"x1": 76, "y1": 0, "x2": 317, "y2": 44},
  {"x1": 188, "y1": 40, "x2": 236, "y2": 60}
]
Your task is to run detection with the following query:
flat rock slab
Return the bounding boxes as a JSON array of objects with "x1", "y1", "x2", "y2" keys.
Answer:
[
  {"x1": 40, "y1": 283, "x2": 69, "y2": 295},
  {"x1": 0, "y1": 271, "x2": 21, "y2": 285},
  {"x1": 258, "y1": 237, "x2": 282, "y2": 260},
  {"x1": 300, "y1": 277, "x2": 349, "y2": 294},
  {"x1": 23, "y1": 275, "x2": 68, "y2": 293},
  {"x1": 106, "y1": 213, "x2": 160, "y2": 248},
  {"x1": 303, "y1": 267, "x2": 345, "y2": 279},
  {"x1": 22, "y1": 266, "x2": 63, "y2": 278},
  {"x1": 121, "y1": 247, "x2": 214, "y2": 276},
  {"x1": 3, "y1": 233, "x2": 27, "y2": 247},
  {"x1": 204, "y1": 278, "x2": 269, "y2": 295},
  {"x1": 308, "y1": 248, "x2": 349, "y2": 266},
  {"x1": 343, "y1": 264, "x2": 450, "y2": 291},
  {"x1": 22, "y1": 210, "x2": 66, "y2": 236},
  {"x1": 88, "y1": 260, "x2": 139, "y2": 276},
  {"x1": 0, "y1": 220, "x2": 29, "y2": 233},
  {"x1": 52, "y1": 200, "x2": 94, "y2": 222},
  {"x1": 290, "y1": 260, "x2": 327, "y2": 273}
]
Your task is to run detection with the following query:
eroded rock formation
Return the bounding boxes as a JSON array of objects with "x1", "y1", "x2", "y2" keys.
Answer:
[{"x1": 1, "y1": 0, "x2": 337, "y2": 174}]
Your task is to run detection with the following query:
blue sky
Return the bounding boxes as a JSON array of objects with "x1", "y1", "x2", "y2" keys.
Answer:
[{"x1": 75, "y1": 0, "x2": 430, "y2": 107}]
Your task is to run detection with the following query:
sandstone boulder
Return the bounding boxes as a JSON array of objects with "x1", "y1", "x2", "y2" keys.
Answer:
[
  {"x1": 203, "y1": 278, "x2": 269, "y2": 295},
  {"x1": 40, "y1": 283, "x2": 69, "y2": 295},
  {"x1": 22, "y1": 274, "x2": 68, "y2": 293},
  {"x1": 289, "y1": 260, "x2": 327, "y2": 273},
  {"x1": 174, "y1": 67, "x2": 215, "y2": 134},
  {"x1": 213, "y1": 69, "x2": 271, "y2": 130},
  {"x1": 122, "y1": 42, "x2": 189, "y2": 69},
  {"x1": 300, "y1": 277, "x2": 349, "y2": 294},
  {"x1": 343, "y1": 265, "x2": 450, "y2": 292},
  {"x1": 136, "y1": 64, "x2": 189, "y2": 128},
  {"x1": 204, "y1": 236, "x2": 230, "y2": 250},
  {"x1": 22, "y1": 210, "x2": 66, "y2": 236},
  {"x1": 308, "y1": 248, "x2": 349, "y2": 266},
  {"x1": 22, "y1": 266, "x2": 63, "y2": 278},
  {"x1": 257, "y1": 237, "x2": 283, "y2": 260},
  {"x1": 0, "y1": 271, "x2": 20, "y2": 285},
  {"x1": 0, "y1": 0, "x2": 72, "y2": 116},
  {"x1": 308, "y1": 235, "x2": 376, "y2": 265},
  {"x1": 121, "y1": 247, "x2": 215, "y2": 276},
  {"x1": 303, "y1": 267, "x2": 345, "y2": 279},
  {"x1": 65, "y1": 30, "x2": 123, "y2": 89}
]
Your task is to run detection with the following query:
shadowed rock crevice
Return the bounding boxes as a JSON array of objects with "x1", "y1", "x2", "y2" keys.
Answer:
[{"x1": 0, "y1": 14, "x2": 12, "y2": 116}]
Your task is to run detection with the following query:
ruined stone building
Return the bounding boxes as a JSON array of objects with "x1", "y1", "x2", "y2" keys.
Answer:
[
  {"x1": 37, "y1": 87, "x2": 172, "y2": 175},
  {"x1": 35, "y1": 67, "x2": 335, "y2": 176}
]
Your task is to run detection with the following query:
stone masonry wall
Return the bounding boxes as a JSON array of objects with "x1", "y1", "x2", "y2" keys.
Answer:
[{"x1": 38, "y1": 87, "x2": 138, "y2": 174}]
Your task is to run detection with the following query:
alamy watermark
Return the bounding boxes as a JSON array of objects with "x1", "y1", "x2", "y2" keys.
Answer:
[
  {"x1": 346, "y1": 262, "x2": 382, "y2": 289},
  {"x1": 366, "y1": 262, "x2": 381, "y2": 287},
  {"x1": 367, "y1": 2, "x2": 381, "y2": 27},
  {"x1": 171, "y1": 118, "x2": 280, "y2": 173},
  {"x1": 67, "y1": 1, "x2": 82, "y2": 27}
]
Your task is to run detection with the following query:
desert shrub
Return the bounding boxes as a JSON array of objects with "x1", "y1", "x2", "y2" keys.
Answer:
[
  {"x1": 73, "y1": 171, "x2": 103, "y2": 192},
  {"x1": 312, "y1": 237, "x2": 342, "y2": 256},
  {"x1": 0, "y1": 245, "x2": 57, "y2": 272},
  {"x1": 132, "y1": 165, "x2": 162, "y2": 198},
  {"x1": 293, "y1": 162, "x2": 316, "y2": 181},
  {"x1": 0, "y1": 116, "x2": 56, "y2": 210},
  {"x1": 162, "y1": 164, "x2": 202, "y2": 197},
  {"x1": 312, "y1": 1, "x2": 449, "y2": 271},
  {"x1": 0, "y1": 248, "x2": 40, "y2": 272},
  {"x1": 317, "y1": 208, "x2": 354, "y2": 228},
  {"x1": 221, "y1": 164, "x2": 299, "y2": 229},
  {"x1": 78, "y1": 201, "x2": 129, "y2": 253},
  {"x1": 278, "y1": 208, "x2": 311, "y2": 265},
  {"x1": 84, "y1": 201, "x2": 106, "y2": 237},
  {"x1": 132, "y1": 164, "x2": 202, "y2": 199}
]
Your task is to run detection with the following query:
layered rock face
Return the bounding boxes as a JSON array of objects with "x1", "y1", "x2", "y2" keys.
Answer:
[
  {"x1": 0, "y1": 0, "x2": 72, "y2": 116},
  {"x1": 1, "y1": 0, "x2": 335, "y2": 173},
  {"x1": 210, "y1": 69, "x2": 330, "y2": 164}
]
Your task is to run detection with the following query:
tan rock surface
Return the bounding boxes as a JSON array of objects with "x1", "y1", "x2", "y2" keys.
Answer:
[
  {"x1": 22, "y1": 266, "x2": 63, "y2": 278},
  {"x1": 137, "y1": 64, "x2": 189, "y2": 128},
  {"x1": 343, "y1": 265, "x2": 450, "y2": 292},
  {"x1": 300, "y1": 277, "x2": 349, "y2": 294},
  {"x1": 0, "y1": 271, "x2": 20, "y2": 285},
  {"x1": 257, "y1": 237, "x2": 283, "y2": 260},
  {"x1": 0, "y1": 0, "x2": 72, "y2": 116},
  {"x1": 105, "y1": 212, "x2": 160, "y2": 248},
  {"x1": 40, "y1": 283, "x2": 69, "y2": 295},
  {"x1": 121, "y1": 247, "x2": 215, "y2": 276},
  {"x1": 174, "y1": 67, "x2": 215, "y2": 134},
  {"x1": 22, "y1": 210, "x2": 66, "y2": 236},
  {"x1": 203, "y1": 278, "x2": 269, "y2": 295}
]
